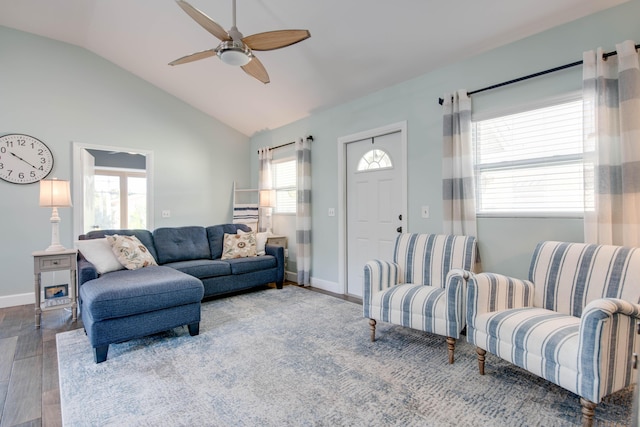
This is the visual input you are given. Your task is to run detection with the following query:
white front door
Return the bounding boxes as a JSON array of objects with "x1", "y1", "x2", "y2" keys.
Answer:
[{"x1": 346, "y1": 131, "x2": 403, "y2": 297}]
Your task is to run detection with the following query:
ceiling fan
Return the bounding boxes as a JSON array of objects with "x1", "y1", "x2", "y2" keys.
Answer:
[{"x1": 169, "y1": 0, "x2": 310, "y2": 84}]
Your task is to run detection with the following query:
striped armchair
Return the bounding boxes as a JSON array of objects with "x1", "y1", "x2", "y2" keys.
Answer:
[
  {"x1": 364, "y1": 233, "x2": 477, "y2": 363},
  {"x1": 467, "y1": 241, "x2": 640, "y2": 426}
]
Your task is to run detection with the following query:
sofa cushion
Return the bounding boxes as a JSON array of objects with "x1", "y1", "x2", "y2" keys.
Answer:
[
  {"x1": 206, "y1": 224, "x2": 252, "y2": 260},
  {"x1": 226, "y1": 255, "x2": 277, "y2": 275},
  {"x1": 163, "y1": 259, "x2": 231, "y2": 279},
  {"x1": 472, "y1": 306, "x2": 580, "y2": 389},
  {"x1": 154, "y1": 226, "x2": 211, "y2": 264},
  {"x1": 370, "y1": 284, "x2": 447, "y2": 334},
  {"x1": 221, "y1": 232, "x2": 257, "y2": 259},
  {"x1": 82, "y1": 229, "x2": 158, "y2": 262},
  {"x1": 79, "y1": 266, "x2": 204, "y2": 321},
  {"x1": 106, "y1": 234, "x2": 157, "y2": 270}
]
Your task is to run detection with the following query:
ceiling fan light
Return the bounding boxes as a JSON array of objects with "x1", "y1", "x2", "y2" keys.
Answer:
[{"x1": 217, "y1": 41, "x2": 252, "y2": 66}]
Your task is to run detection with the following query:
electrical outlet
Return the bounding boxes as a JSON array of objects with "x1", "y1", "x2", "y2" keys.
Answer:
[
  {"x1": 328, "y1": 208, "x2": 335, "y2": 217},
  {"x1": 162, "y1": 210, "x2": 171, "y2": 218},
  {"x1": 421, "y1": 206, "x2": 430, "y2": 218}
]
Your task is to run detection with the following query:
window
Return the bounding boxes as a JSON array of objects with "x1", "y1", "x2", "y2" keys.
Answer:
[
  {"x1": 272, "y1": 159, "x2": 296, "y2": 214},
  {"x1": 473, "y1": 96, "x2": 585, "y2": 216},
  {"x1": 93, "y1": 169, "x2": 147, "y2": 229},
  {"x1": 357, "y1": 149, "x2": 393, "y2": 171}
]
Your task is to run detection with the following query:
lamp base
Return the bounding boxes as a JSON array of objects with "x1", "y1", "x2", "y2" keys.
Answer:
[{"x1": 45, "y1": 243, "x2": 67, "y2": 252}]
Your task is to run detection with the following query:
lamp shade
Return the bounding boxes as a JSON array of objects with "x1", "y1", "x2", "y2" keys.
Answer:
[
  {"x1": 39, "y1": 179, "x2": 72, "y2": 208},
  {"x1": 259, "y1": 189, "x2": 276, "y2": 208}
]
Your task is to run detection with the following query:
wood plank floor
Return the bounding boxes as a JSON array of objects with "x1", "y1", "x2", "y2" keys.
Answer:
[{"x1": 0, "y1": 284, "x2": 359, "y2": 427}]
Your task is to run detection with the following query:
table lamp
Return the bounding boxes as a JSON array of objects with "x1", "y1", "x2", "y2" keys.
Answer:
[
  {"x1": 259, "y1": 189, "x2": 276, "y2": 234},
  {"x1": 40, "y1": 178, "x2": 72, "y2": 252}
]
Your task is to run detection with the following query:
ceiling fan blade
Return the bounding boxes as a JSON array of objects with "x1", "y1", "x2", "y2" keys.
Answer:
[
  {"x1": 243, "y1": 29, "x2": 310, "y2": 51},
  {"x1": 169, "y1": 49, "x2": 216, "y2": 66},
  {"x1": 176, "y1": 0, "x2": 231, "y2": 42},
  {"x1": 241, "y1": 56, "x2": 270, "y2": 84}
]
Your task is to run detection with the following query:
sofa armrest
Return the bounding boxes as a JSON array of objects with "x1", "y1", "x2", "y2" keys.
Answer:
[
  {"x1": 265, "y1": 244, "x2": 285, "y2": 286},
  {"x1": 578, "y1": 298, "x2": 640, "y2": 402},
  {"x1": 78, "y1": 258, "x2": 99, "y2": 288},
  {"x1": 363, "y1": 260, "x2": 401, "y2": 318},
  {"x1": 467, "y1": 272, "x2": 534, "y2": 323},
  {"x1": 443, "y1": 269, "x2": 474, "y2": 336}
]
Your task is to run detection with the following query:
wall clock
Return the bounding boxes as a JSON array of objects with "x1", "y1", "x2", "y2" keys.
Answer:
[{"x1": 0, "y1": 134, "x2": 54, "y2": 184}]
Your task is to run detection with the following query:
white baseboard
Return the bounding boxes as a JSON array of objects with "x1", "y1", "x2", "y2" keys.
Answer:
[
  {"x1": 285, "y1": 270, "x2": 297, "y2": 282},
  {"x1": 309, "y1": 277, "x2": 343, "y2": 294},
  {"x1": 0, "y1": 292, "x2": 35, "y2": 308}
]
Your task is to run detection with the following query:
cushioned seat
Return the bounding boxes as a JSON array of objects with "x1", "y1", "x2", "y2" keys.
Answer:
[
  {"x1": 227, "y1": 255, "x2": 277, "y2": 275},
  {"x1": 164, "y1": 259, "x2": 231, "y2": 279},
  {"x1": 370, "y1": 284, "x2": 447, "y2": 331},
  {"x1": 80, "y1": 265, "x2": 204, "y2": 363},
  {"x1": 81, "y1": 266, "x2": 204, "y2": 320},
  {"x1": 473, "y1": 307, "x2": 580, "y2": 382}
]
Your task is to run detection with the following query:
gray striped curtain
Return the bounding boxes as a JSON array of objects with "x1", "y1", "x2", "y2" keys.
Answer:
[
  {"x1": 296, "y1": 137, "x2": 311, "y2": 285},
  {"x1": 442, "y1": 90, "x2": 478, "y2": 238},
  {"x1": 582, "y1": 40, "x2": 640, "y2": 246},
  {"x1": 257, "y1": 147, "x2": 273, "y2": 233}
]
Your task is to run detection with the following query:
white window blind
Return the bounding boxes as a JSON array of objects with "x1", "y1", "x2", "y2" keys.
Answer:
[
  {"x1": 473, "y1": 98, "x2": 585, "y2": 216},
  {"x1": 272, "y1": 159, "x2": 296, "y2": 214}
]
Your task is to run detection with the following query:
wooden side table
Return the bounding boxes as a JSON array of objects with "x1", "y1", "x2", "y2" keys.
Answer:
[
  {"x1": 33, "y1": 249, "x2": 78, "y2": 328},
  {"x1": 266, "y1": 235, "x2": 288, "y2": 250}
]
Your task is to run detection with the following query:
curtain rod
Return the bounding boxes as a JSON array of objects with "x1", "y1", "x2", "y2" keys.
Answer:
[
  {"x1": 257, "y1": 135, "x2": 314, "y2": 153},
  {"x1": 438, "y1": 43, "x2": 640, "y2": 105}
]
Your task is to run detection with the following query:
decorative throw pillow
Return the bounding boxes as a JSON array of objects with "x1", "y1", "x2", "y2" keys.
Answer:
[
  {"x1": 75, "y1": 238, "x2": 124, "y2": 274},
  {"x1": 238, "y1": 229, "x2": 269, "y2": 256},
  {"x1": 106, "y1": 234, "x2": 158, "y2": 270},
  {"x1": 221, "y1": 232, "x2": 257, "y2": 260}
]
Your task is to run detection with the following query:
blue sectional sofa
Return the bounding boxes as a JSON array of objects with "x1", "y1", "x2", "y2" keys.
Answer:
[
  {"x1": 78, "y1": 224, "x2": 285, "y2": 296},
  {"x1": 76, "y1": 223, "x2": 285, "y2": 362}
]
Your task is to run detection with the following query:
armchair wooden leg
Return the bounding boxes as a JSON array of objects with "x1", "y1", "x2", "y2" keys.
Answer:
[
  {"x1": 369, "y1": 319, "x2": 376, "y2": 342},
  {"x1": 476, "y1": 347, "x2": 486, "y2": 375},
  {"x1": 446, "y1": 337, "x2": 456, "y2": 364},
  {"x1": 580, "y1": 397, "x2": 596, "y2": 427}
]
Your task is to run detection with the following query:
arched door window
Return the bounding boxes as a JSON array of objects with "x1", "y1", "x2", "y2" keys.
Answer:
[{"x1": 357, "y1": 149, "x2": 393, "y2": 171}]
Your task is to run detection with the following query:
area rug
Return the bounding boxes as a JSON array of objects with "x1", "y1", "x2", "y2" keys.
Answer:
[{"x1": 57, "y1": 286, "x2": 633, "y2": 426}]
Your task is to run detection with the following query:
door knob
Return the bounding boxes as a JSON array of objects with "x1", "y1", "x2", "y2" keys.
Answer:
[
  {"x1": 398, "y1": 214, "x2": 402, "y2": 220},
  {"x1": 396, "y1": 226, "x2": 402, "y2": 233}
]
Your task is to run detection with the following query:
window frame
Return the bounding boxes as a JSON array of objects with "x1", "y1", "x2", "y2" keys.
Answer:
[{"x1": 471, "y1": 92, "x2": 585, "y2": 219}]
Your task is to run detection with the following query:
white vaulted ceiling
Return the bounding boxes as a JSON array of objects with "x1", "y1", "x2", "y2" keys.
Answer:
[{"x1": 0, "y1": 0, "x2": 628, "y2": 136}]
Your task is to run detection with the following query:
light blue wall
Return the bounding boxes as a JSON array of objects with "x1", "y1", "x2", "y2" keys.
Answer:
[
  {"x1": 250, "y1": 0, "x2": 640, "y2": 286},
  {"x1": 0, "y1": 26, "x2": 250, "y2": 301}
]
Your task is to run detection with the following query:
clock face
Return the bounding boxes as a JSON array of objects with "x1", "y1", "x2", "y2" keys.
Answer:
[{"x1": 0, "y1": 134, "x2": 54, "y2": 184}]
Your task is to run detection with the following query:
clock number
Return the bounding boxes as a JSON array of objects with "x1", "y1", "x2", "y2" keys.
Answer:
[
  {"x1": 37, "y1": 149, "x2": 44, "y2": 155},
  {"x1": 40, "y1": 157, "x2": 46, "y2": 164},
  {"x1": 0, "y1": 147, "x2": 5, "y2": 153},
  {"x1": 0, "y1": 163, "x2": 3, "y2": 170},
  {"x1": 30, "y1": 171, "x2": 36, "y2": 178},
  {"x1": 4, "y1": 141, "x2": 13, "y2": 148},
  {"x1": 18, "y1": 172, "x2": 24, "y2": 179},
  {"x1": 17, "y1": 139, "x2": 26, "y2": 146}
]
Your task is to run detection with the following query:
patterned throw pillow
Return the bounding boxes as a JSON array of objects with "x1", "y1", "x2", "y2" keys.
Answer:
[
  {"x1": 106, "y1": 234, "x2": 158, "y2": 270},
  {"x1": 221, "y1": 232, "x2": 257, "y2": 260},
  {"x1": 238, "y1": 229, "x2": 269, "y2": 256}
]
